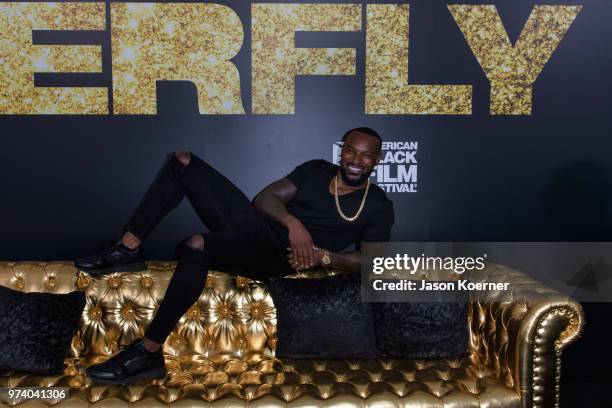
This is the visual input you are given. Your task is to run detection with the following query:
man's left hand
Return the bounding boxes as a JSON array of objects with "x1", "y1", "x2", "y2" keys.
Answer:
[{"x1": 287, "y1": 246, "x2": 323, "y2": 271}]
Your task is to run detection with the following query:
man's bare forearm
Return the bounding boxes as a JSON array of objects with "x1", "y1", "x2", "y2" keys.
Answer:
[
  {"x1": 327, "y1": 251, "x2": 361, "y2": 273},
  {"x1": 254, "y1": 192, "x2": 299, "y2": 229},
  {"x1": 253, "y1": 179, "x2": 301, "y2": 229}
]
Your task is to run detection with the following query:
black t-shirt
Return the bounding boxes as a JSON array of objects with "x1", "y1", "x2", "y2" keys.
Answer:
[{"x1": 268, "y1": 159, "x2": 395, "y2": 253}]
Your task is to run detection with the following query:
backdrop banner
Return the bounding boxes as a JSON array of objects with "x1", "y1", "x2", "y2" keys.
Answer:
[{"x1": 0, "y1": 1, "x2": 609, "y2": 264}]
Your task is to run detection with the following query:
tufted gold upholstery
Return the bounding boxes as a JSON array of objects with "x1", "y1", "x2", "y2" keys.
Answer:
[{"x1": 0, "y1": 261, "x2": 583, "y2": 407}]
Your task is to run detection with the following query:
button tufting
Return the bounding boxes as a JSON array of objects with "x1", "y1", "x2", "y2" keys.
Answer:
[
  {"x1": 108, "y1": 276, "x2": 122, "y2": 288},
  {"x1": 188, "y1": 305, "x2": 200, "y2": 319},
  {"x1": 76, "y1": 275, "x2": 90, "y2": 289},
  {"x1": 235, "y1": 276, "x2": 248, "y2": 288},
  {"x1": 218, "y1": 305, "x2": 231, "y2": 318},
  {"x1": 45, "y1": 276, "x2": 56, "y2": 288},
  {"x1": 205, "y1": 276, "x2": 216, "y2": 288},
  {"x1": 251, "y1": 303, "x2": 263, "y2": 318},
  {"x1": 89, "y1": 306, "x2": 102, "y2": 320},
  {"x1": 121, "y1": 304, "x2": 135, "y2": 319},
  {"x1": 140, "y1": 276, "x2": 154, "y2": 288}
]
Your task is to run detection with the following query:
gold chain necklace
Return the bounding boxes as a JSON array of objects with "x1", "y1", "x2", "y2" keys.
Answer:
[{"x1": 334, "y1": 174, "x2": 370, "y2": 222}]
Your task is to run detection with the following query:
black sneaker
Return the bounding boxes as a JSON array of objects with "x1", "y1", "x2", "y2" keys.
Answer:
[
  {"x1": 74, "y1": 239, "x2": 146, "y2": 276},
  {"x1": 85, "y1": 339, "x2": 166, "y2": 385}
]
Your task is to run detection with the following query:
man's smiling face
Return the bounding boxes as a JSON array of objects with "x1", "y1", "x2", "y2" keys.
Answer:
[{"x1": 339, "y1": 131, "x2": 381, "y2": 187}]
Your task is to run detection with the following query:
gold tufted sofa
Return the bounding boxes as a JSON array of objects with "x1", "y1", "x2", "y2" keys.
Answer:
[{"x1": 0, "y1": 261, "x2": 583, "y2": 407}]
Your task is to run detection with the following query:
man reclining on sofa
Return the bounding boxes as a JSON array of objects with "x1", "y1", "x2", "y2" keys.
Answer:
[{"x1": 74, "y1": 127, "x2": 395, "y2": 385}]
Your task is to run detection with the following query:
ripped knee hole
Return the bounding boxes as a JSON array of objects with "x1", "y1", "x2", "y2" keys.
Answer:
[
  {"x1": 185, "y1": 234, "x2": 205, "y2": 250},
  {"x1": 174, "y1": 150, "x2": 191, "y2": 166}
]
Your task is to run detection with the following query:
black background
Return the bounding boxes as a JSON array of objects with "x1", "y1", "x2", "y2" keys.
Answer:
[{"x1": 1, "y1": 0, "x2": 610, "y2": 402}]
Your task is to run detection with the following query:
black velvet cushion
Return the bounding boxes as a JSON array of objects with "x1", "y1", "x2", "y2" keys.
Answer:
[
  {"x1": 0, "y1": 285, "x2": 86, "y2": 374},
  {"x1": 373, "y1": 300, "x2": 469, "y2": 359},
  {"x1": 268, "y1": 273, "x2": 378, "y2": 359}
]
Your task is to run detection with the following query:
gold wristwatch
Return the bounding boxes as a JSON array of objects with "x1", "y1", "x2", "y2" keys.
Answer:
[{"x1": 321, "y1": 250, "x2": 331, "y2": 266}]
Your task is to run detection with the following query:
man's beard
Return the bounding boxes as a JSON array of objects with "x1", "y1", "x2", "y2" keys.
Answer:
[{"x1": 339, "y1": 164, "x2": 373, "y2": 187}]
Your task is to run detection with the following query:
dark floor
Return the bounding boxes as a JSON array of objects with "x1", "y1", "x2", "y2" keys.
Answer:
[{"x1": 562, "y1": 382, "x2": 612, "y2": 408}]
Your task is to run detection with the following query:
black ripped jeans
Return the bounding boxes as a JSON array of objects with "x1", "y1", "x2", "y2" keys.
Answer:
[{"x1": 122, "y1": 153, "x2": 292, "y2": 344}]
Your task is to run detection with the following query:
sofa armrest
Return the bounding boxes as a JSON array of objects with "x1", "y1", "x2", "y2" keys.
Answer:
[{"x1": 467, "y1": 263, "x2": 584, "y2": 408}]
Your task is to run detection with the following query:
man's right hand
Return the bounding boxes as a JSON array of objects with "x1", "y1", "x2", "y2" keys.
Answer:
[{"x1": 287, "y1": 219, "x2": 316, "y2": 268}]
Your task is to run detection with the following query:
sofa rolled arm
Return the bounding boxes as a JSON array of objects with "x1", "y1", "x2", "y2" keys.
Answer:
[{"x1": 467, "y1": 263, "x2": 584, "y2": 408}]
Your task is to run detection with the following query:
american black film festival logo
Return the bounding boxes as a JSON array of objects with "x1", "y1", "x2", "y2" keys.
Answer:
[{"x1": 333, "y1": 141, "x2": 418, "y2": 193}]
